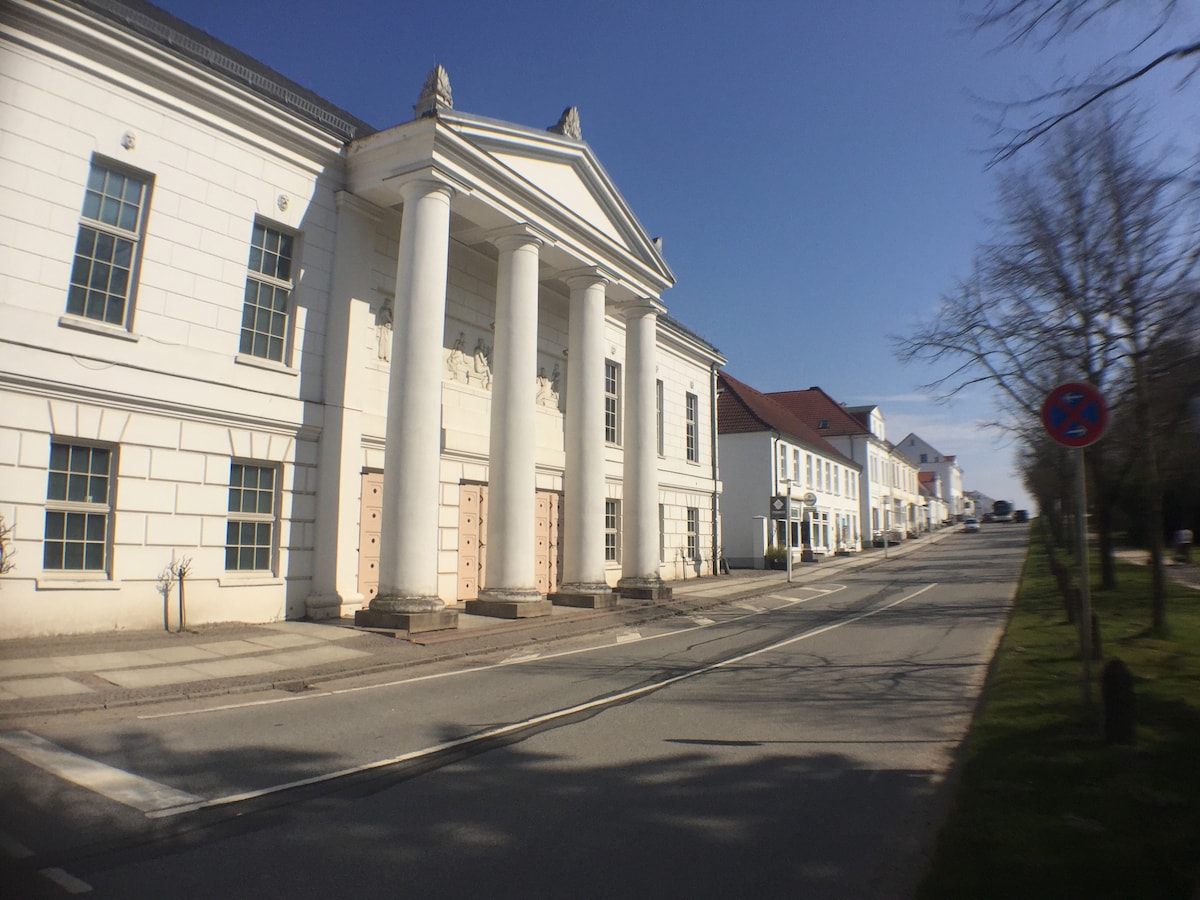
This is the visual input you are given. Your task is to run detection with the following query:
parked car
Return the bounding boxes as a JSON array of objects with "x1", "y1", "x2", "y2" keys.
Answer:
[{"x1": 964, "y1": 517, "x2": 981, "y2": 533}]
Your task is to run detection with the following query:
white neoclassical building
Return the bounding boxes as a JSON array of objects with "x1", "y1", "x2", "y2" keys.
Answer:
[
  {"x1": 717, "y1": 373, "x2": 863, "y2": 568},
  {"x1": 764, "y1": 388, "x2": 923, "y2": 543},
  {"x1": 897, "y1": 432, "x2": 965, "y2": 524},
  {"x1": 0, "y1": 0, "x2": 725, "y2": 638}
]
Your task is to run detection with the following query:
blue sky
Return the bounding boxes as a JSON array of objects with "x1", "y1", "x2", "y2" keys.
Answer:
[{"x1": 152, "y1": 0, "x2": 1198, "y2": 512}]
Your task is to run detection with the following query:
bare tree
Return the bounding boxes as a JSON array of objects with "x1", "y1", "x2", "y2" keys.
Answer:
[
  {"x1": 0, "y1": 513, "x2": 14, "y2": 578},
  {"x1": 896, "y1": 105, "x2": 1200, "y2": 627},
  {"x1": 968, "y1": 0, "x2": 1200, "y2": 164}
]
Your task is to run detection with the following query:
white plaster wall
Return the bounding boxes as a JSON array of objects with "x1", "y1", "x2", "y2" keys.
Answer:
[
  {"x1": 716, "y1": 433, "x2": 772, "y2": 567},
  {"x1": 0, "y1": 19, "x2": 335, "y2": 636}
]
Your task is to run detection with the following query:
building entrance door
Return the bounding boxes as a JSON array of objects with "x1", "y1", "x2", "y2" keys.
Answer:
[
  {"x1": 357, "y1": 478, "x2": 561, "y2": 604},
  {"x1": 356, "y1": 471, "x2": 383, "y2": 606},
  {"x1": 456, "y1": 483, "x2": 561, "y2": 601}
]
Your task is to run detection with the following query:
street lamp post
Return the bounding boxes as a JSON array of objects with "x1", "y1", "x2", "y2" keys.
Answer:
[{"x1": 784, "y1": 480, "x2": 793, "y2": 584}]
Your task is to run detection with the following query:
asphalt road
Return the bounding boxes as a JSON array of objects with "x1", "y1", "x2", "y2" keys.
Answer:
[{"x1": 1, "y1": 525, "x2": 1027, "y2": 899}]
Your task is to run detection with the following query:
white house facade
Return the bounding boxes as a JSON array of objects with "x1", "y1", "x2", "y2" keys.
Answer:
[
  {"x1": 0, "y1": 0, "x2": 724, "y2": 638},
  {"x1": 717, "y1": 373, "x2": 862, "y2": 569},
  {"x1": 766, "y1": 389, "x2": 923, "y2": 543},
  {"x1": 898, "y1": 432, "x2": 965, "y2": 523}
]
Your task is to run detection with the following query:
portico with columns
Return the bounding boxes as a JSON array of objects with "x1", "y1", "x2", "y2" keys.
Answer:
[
  {"x1": 312, "y1": 68, "x2": 721, "y2": 631},
  {"x1": 0, "y1": 4, "x2": 726, "y2": 639}
]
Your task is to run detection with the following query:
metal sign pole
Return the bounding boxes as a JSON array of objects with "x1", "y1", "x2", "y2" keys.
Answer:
[
  {"x1": 1076, "y1": 448, "x2": 1092, "y2": 706},
  {"x1": 785, "y1": 485, "x2": 793, "y2": 583}
]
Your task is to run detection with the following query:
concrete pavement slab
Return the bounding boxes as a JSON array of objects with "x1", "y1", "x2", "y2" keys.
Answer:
[
  {"x1": 141, "y1": 646, "x2": 223, "y2": 664},
  {"x1": 240, "y1": 633, "x2": 322, "y2": 650},
  {"x1": 263, "y1": 644, "x2": 371, "y2": 668},
  {"x1": 96, "y1": 656, "x2": 287, "y2": 689},
  {"x1": 0, "y1": 658, "x2": 66, "y2": 678},
  {"x1": 195, "y1": 639, "x2": 278, "y2": 657},
  {"x1": 1, "y1": 677, "x2": 93, "y2": 699},
  {"x1": 261, "y1": 621, "x2": 361, "y2": 641}
]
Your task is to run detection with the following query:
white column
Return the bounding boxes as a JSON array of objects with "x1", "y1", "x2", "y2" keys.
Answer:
[
  {"x1": 618, "y1": 299, "x2": 670, "y2": 599},
  {"x1": 369, "y1": 178, "x2": 455, "y2": 619},
  {"x1": 472, "y1": 227, "x2": 549, "y2": 616},
  {"x1": 555, "y1": 270, "x2": 613, "y2": 605}
]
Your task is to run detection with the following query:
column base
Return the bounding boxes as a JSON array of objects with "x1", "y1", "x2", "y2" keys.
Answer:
[
  {"x1": 550, "y1": 584, "x2": 617, "y2": 609},
  {"x1": 615, "y1": 577, "x2": 673, "y2": 601},
  {"x1": 354, "y1": 607, "x2": 459, "y2": 634},
  {"x1": 466, "y1": 588, "x2": 552, "y2": 619},
  {"x1": 306, "y1": 591, "x2": 360, "y2": 621}
]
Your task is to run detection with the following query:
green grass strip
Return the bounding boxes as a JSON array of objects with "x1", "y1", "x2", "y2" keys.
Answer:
[{"x1": 917, "y1": 522, "x2": 1200, "y2": 900}]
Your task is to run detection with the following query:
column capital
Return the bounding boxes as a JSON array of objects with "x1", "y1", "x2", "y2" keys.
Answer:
[
  {"x1": 485, "y1": 222, "x2": 551, "y2": 252},
  {"x1": 383, "y1": 165, "x2": 473, "y2": 201},
  {"x1": 618, "y1": 296, "x2": 667, "y2": 318},
  {"x1": 561, "y1": 265, "x2": 614, "y2": 289}
]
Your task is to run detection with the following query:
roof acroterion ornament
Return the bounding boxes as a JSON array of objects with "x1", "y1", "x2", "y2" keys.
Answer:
[
  {"x1": 413, "y1": 65, "x2": 453, "y2": 118},
  {"x1": 547, "y1": 106, "x2": 582, "y2": 140}
]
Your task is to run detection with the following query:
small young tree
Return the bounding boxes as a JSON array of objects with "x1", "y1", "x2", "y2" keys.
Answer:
[{"x1": 0, "y1": 513, "x2": 14, "y2": 578}]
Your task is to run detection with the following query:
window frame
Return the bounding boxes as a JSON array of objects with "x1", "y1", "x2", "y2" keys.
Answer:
[
  {"x1": 656, "y1": 379, "x2": 665, "y2": 457},
  {"x1": 604, "y1": 361, "x2": 621, "y2": 445},
  {"x1": 604, "y1": 498, "x2": 620, "y2": 563},
  {"x1": 43, "y1": 440, "x2": 115, "y2": 575},
  {"x1": 685, "y1": 391, "x2": 699, "y2": 462},
  {"x1": 65, "y1": 158, "x2": 152, "y2": 330},
  {"x1": 225, "y1": 460, "x2": 279, "y2": 574},
  {"x1": 686, "y1": 507, "x2": 699, "y2": 560},
  {"x1": 239, "y1": 220, "x2": 298, "y2": 365}
]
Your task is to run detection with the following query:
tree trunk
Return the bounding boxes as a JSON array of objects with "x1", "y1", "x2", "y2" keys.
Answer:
[{"x1": 1088, "y1": 448, "x2": 1118, "y2": 589}]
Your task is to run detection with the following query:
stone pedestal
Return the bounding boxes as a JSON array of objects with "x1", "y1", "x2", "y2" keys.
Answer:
[
  {"x1": 466, "y1": 595, "x2": 554, "y2": 619},
  {"x1": 550, "y1": 587, "x2": 618, "y2": 609},
  {"x1": 354, "y1": 607, "x2": 459, "y2": 633},
  {"x1": 615, "y1": 578, "x2": 673, "y2": 601}
]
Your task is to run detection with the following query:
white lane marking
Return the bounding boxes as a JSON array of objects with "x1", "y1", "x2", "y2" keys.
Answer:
[
  {"x1": 148, "y1": 583, "x2": 936, "y2": 820},
  {"x1": 0, "y1": 831, "x2": 33, "y2": 859},
  {"x1": 501, "y1": 652, "x2": 541, "y2": 664},
  {"x1": 689, "y1": 616, "x2": 716, "y2": 626},
  {"x1": 0, "y1": 730, "x2": 202, "y2": 813},
  {"x1": 140, "y1": 585, "x2": 850, "y2": 720},
  {"x1": 40, "y1": 867, "x2": 92, "y2": 894}
]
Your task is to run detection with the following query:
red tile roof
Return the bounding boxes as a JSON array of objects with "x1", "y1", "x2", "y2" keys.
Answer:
[
  {"x1": 718, "y1": 372, "x2": 856, "y2": 465},
  {"x1": 765, "y1": 386, "x2": 872, "y2": 437}
]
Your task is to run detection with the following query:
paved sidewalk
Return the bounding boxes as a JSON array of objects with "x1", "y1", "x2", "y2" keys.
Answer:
[{"x1": 0, "y1": 532, "x2": 952, "y2": 719}]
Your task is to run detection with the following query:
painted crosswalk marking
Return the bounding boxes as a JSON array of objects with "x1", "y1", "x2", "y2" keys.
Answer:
[{"x1": 0, "y1": 730, "x2": 202, "y2": 813}]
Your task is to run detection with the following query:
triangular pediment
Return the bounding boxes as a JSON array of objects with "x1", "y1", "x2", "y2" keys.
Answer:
[{"x1": 439, "y1": 112, "x2": 673, "y2": 287}]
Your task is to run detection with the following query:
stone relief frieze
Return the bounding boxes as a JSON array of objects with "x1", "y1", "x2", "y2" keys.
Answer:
[
  {"x1": 445, "y1": 331, "x2": 492, "y2": 390},
  {"x1": 536, "y1": 363, "x2": 562, "y2": 409},
  {"x1": 375, "y1": 298, "x2": 393, "y2": 361}
]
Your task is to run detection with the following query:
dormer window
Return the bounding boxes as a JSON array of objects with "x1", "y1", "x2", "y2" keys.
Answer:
[{"x1": 818, "y1": 419, "x2": 830, "y2": 429}]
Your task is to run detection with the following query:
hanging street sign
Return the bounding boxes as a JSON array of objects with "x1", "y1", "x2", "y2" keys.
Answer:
[
  {"x1": 1041, "y1": 382, "x2": 1109, "y2": 448},
  {"x1": 770, "y1": 496, "x2": 787, "y2": 519},
  {"x1": 802, "y1": 492, "x2": 818, "y2": 506}
]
